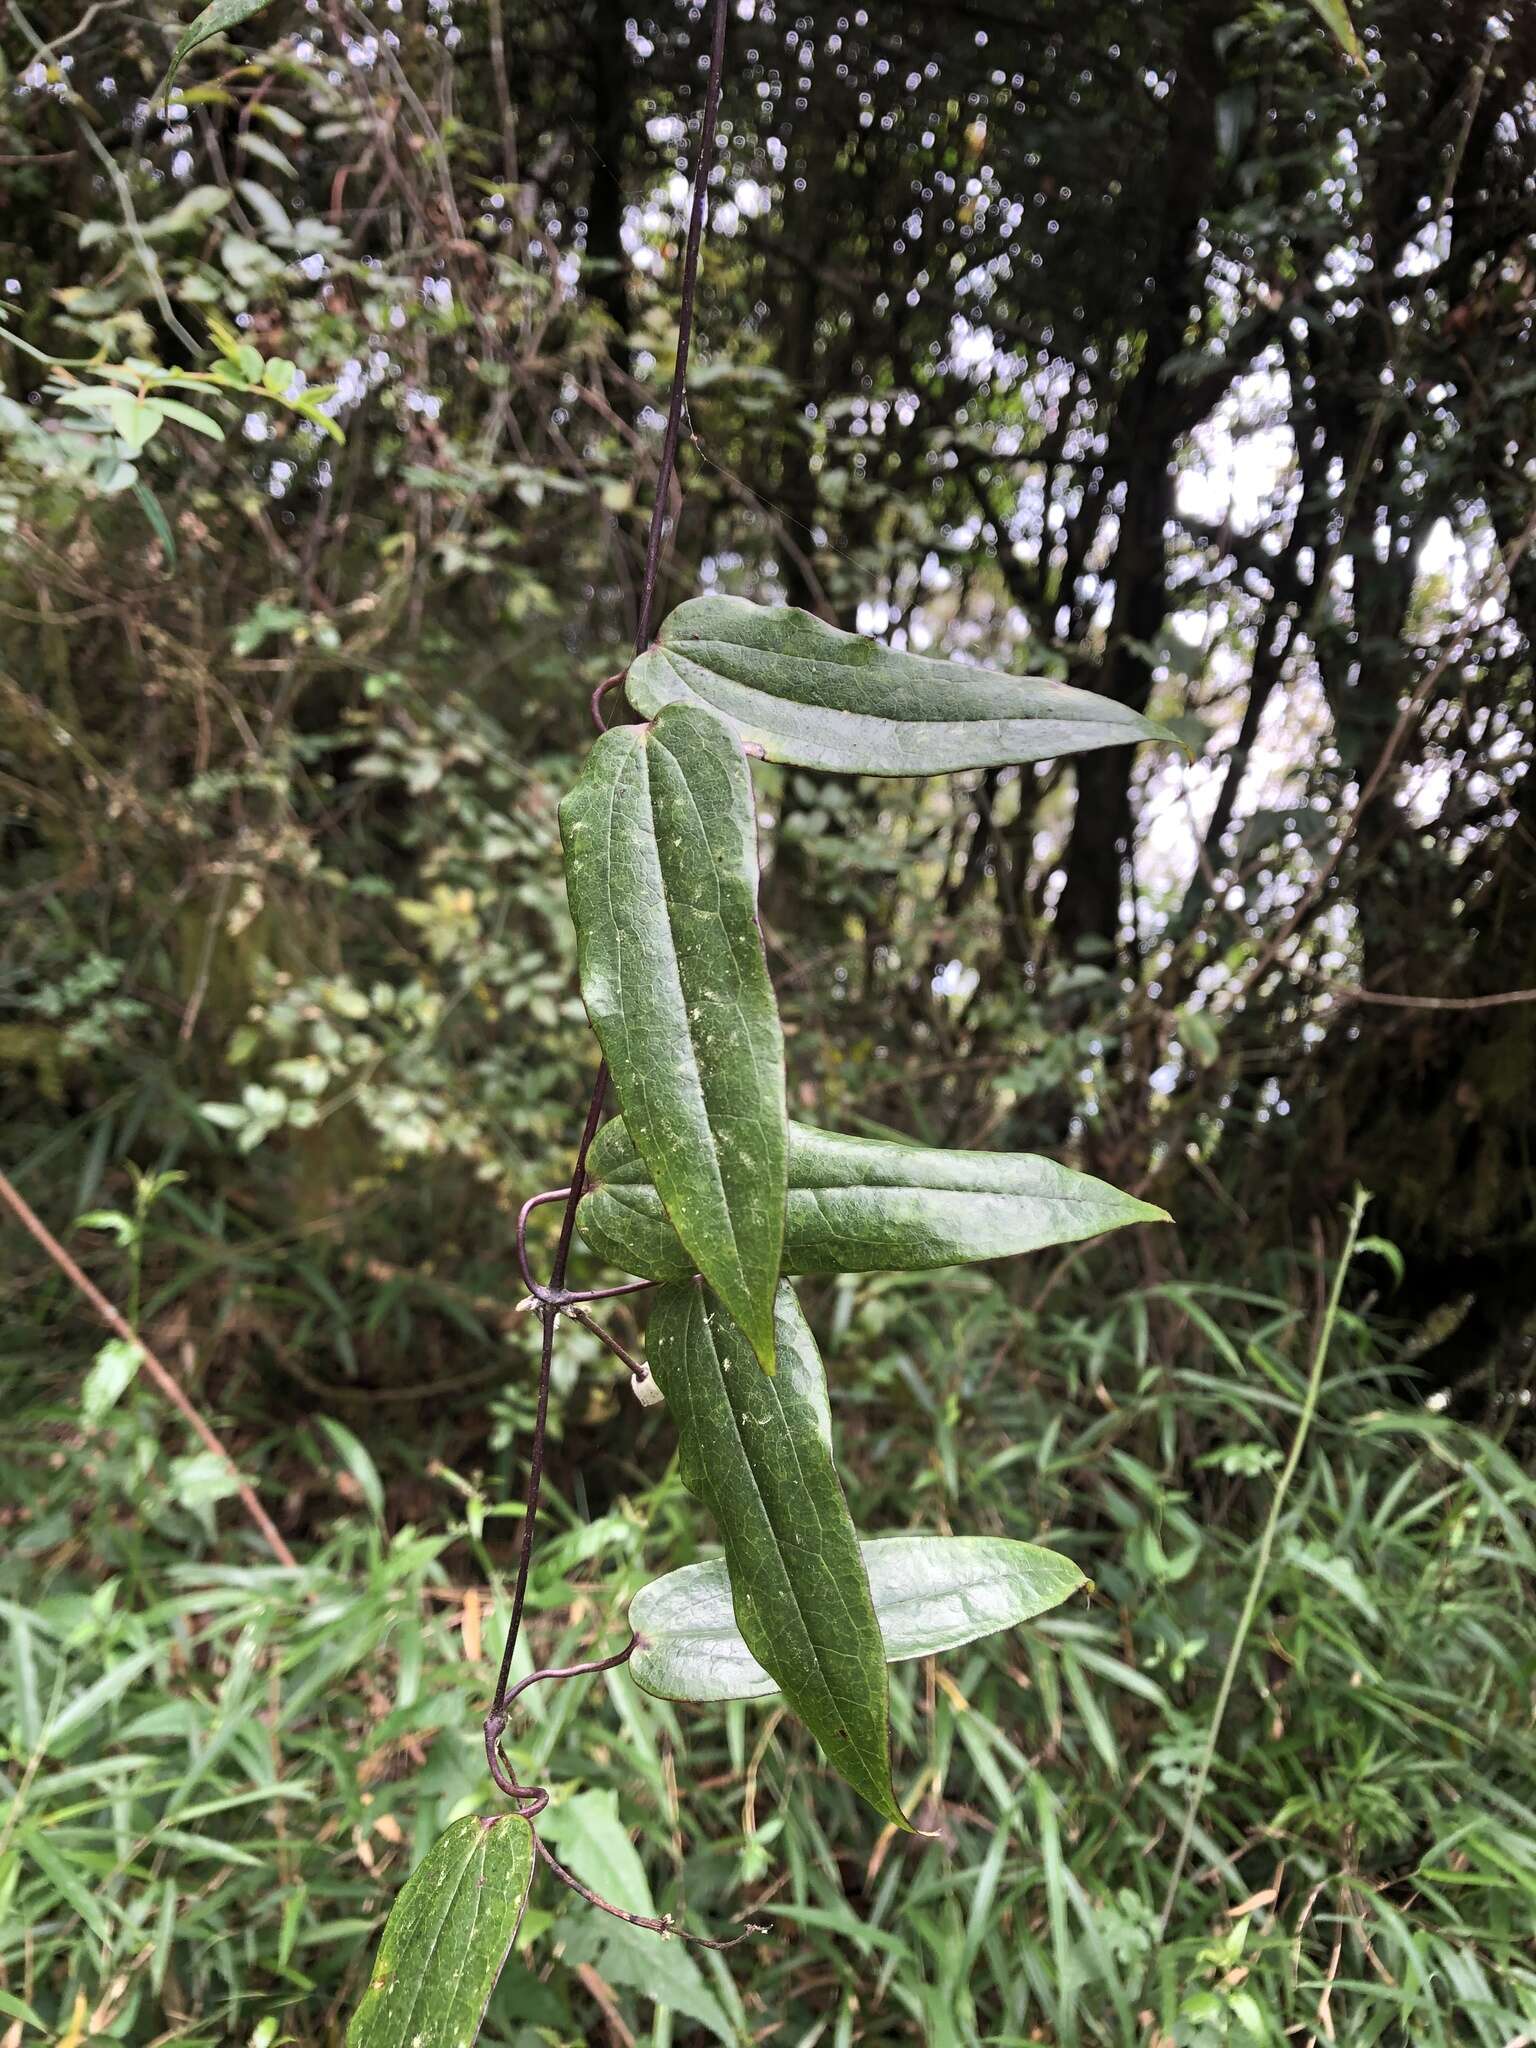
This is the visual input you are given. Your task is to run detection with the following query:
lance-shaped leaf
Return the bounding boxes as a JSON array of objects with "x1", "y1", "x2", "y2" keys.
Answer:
[
  {"x1": 630, "y1": 1534, "x2": 1086, "y2": 1704},
  {"x1": 625, "y1": 596, "x2": 1177, "y2": 776},
  {"x1": 160, "y1": 0, "x2": 278, "y2": 96},
  {"x1": 579, "y1": 1116, "x2": 1168, "y2": 1281},
  {"x1": 348, "y1": 1813, "x2": 535, "y2": 2048},
  {"x1": 647, "y1": 1280, "x2": 910, "y2": 1828},
  {"x1": 559, "y1": 703, "x2": 787, "y2": 1370}
]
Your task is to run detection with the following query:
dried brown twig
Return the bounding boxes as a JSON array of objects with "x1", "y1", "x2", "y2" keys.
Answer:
[{"x1": 0, "y1": 1166, "x2": 299, "y2": 1570}]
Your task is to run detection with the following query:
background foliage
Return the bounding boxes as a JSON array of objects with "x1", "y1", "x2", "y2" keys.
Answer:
[{"x1": 2, "y1": 0, "x2": 1533, "y2": 2042}]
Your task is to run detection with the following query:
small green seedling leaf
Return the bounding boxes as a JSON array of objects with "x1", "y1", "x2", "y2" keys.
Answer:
[
  {"x1": 348, "y1": 1813, "x2": 535, "y2": 2048},
  {"x1": 81, "y1": 1337, "x2": 142, "y2": 1425},
  {"x1": 625, "y1": 597, "x2": 1179, "y2": 776},
  {"x1": 579, "y1": 1116, "x2": 1168, "y2": 1280},
  {"x1": 647, "y1": 1280, "x2": 910, "y2": 1827},
  {"x1": 161, "y1": 0, "x2": 280, "y2": 98},
  {"x1": 630, "y1": 1533, "x2": 1087, "y2": 1702},
  {"x1": 108, "y1": 393, "x2": 164, "y2": 454},
  {"x1": 559, "y1": 703, "x2": 787, "y2": 1369}
]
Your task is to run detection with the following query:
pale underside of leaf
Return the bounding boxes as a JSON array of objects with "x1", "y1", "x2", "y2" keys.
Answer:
[
  {"x1": 559, "y1": 702, "x2": 787, "y2": 1368},
  {"x1": 625, "y1": 595, "x2": 1178, "y2": 776},
  {"x1": 579, "y1": 1115, "x2": 1169, "y2": 1280},
  {"x1": 630, "y1": 1534, "x2": 1087, "y2": 1703},
  {"x1": 347, "y1": 1812, "x2": 535, "y2": 2048},
  {"x1": 647, "y1": 1280, "x2": 909, "y2": 1828}
]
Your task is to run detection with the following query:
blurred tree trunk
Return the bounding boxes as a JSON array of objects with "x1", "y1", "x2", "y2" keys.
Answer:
[{"x1": 584, "y1": 0, "x2": 633, "y2": 407}]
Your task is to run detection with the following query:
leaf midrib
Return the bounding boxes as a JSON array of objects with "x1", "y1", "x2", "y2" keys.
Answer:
[
  {"x1": 696, "y1": 1297, "x2": 877, "y2": 1763},
  {"x1": 602, "y1": 1178, "x2": 1136, "y2": 1212},
  {"x1": 643, "y1": 725, "x2": 753, "y2": 1306},
  {"x1": 383, "y1": 1826, "x2": 485, "y2": 2048},
  {"x1": 661, "y1": 641, "x2": 1129, "y2": 727}
]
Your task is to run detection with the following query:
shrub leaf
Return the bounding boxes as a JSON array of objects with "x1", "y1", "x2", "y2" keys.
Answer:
[
  {"x1": 161, "y1": 0, "x2": 279, "y2": 96},
  {"x1": 630, "y1": 1534, "x2": 1087, "y2": 1703},
  {"x1": 647, "y1": 1280, "x2": 909, "y2": 1826},
  {"x1": 625, "y1": 596, "x2": 1177, "y2": 775},
  {"x1": 580, "y1": 1116, "x2": 1168, "y2": 1280},
  {"x1": 560, "y1": 703, "x2": 787, "y2": 1369},
  {"x1": 348, "y1": 1813, "x2": 535, "y2": 2048}
]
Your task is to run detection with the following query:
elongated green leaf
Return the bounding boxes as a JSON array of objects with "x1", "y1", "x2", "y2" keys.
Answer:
[
  {"x1": 348, "y1": 1814, "x2": 535, "y2": 2048},
  {"x1": 625, "y1": 597, "x2": 1176, "y2": 775},
  {"x1": 631, "y1": 1534, "x2": 1087, "y2": 1703},
  {"x1": 579, "y1": 1116, "x2": 1168, "y2": 1280},
  {"x1": 1304, "y1": 0, "x2": 1362, "y2": 63},
  {"x1": 559, "y1": 703, "x2": 786, "y2": 1368},
  {"x1": 647, "y1": 1280, "x2": 909, "y2": 1827},
  {"x1": 161, "y1": 0, "x2": 278, "y2": 96}
]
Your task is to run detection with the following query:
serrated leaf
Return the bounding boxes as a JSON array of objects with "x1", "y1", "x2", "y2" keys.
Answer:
[
  {"x1": 579, "y1": 1116, "x2": 1168, "y2": 1280},
  {"x1": 348, "y1": 1814, "x2": 535, "y2": 2048},
  {"x1": 624, "y1": 597, "x2": 1177, "y2": 776},
  {"x1": 631, "y1": 1534, "x2": 1087, "y2": 1702},
  {"x1": 647, "y1": 1280, "x2": 909, "y2": 1826},
  {"x1": 559, "y1": 703, "x2": 787, "y2": 1370},
  {"x1": 160, "y1": 0, "x2": 280, "y2": 97}
]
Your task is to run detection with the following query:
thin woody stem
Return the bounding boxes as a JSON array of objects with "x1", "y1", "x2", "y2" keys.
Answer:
[
  {"x1": 559, "y1": 1301, "x2": 649, "y2": 1378},
  {"x1": 533, "y1": 1834, "x2": 766, "y2": 1951},
  {"x1": 515, "y1": 1189, "x2": 655, "y2": 1309},
  {"x1": 501, "y1": 1636, "x2": 636, "y2": 1715},
  {"x1": 591, "y1": 671, "x2": 624, "y2": 730},
  {"x1": 488, "y1": 1070, "x2": 608, "y2": 1724},
  {"x1": 632, "y1": 0, "x2": 728, "y2": 652}
]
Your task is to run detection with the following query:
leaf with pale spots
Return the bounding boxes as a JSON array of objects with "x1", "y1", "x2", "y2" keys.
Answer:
[
  {"x1": 559, "y1": 703, "x2": 787, "y2": 1369},
  {"x1": 647, "y1": 1280, "x2": 910, "y2": 1828},
  {"x1": 625, "y1": 596, "x2": 1179, "y2": 776},
  {"x1": 347, "y1": 1812, "x2": 535, "y2": 2048}
]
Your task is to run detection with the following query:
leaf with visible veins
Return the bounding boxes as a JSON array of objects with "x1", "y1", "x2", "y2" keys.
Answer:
[
  {"x1": 560, "y1": 703, "x2": 787, "y2": 1369},
  {"x1": 579, "y1": 1116, "x2": 1168, "y2": 1281},
  {"x1": 631, "y1": 1534, "x2": 1087, "y2": 1703},
  {"x1": 625, "y1": 596, "x2": 1178, "y2": 776},
  {"x1": 647, "y1": 1280, "x2": 911, "y2": 1828},
  {"x1": 347, "y1": 1813, "x2": 535, "y2": 2048}
]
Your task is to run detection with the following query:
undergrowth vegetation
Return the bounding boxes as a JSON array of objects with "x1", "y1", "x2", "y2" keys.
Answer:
[
  {"x1": 4, "y1": 0, "x2": 1536, "y2": 2039},
  {"x1": 6, "y1": 1244, "x2": 1535, "y2": 2044}
]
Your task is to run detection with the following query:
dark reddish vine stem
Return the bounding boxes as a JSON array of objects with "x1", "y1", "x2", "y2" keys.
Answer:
[
  {"x1": 514, "y1": 1185, "x2": 655, "y2": 1310},
  {"x1": 481, "y1": 0, "x2": 753, "y2": 1950},
  {"x1": 534, "y1": 1836, "x2": 767, "y2": 1951}
]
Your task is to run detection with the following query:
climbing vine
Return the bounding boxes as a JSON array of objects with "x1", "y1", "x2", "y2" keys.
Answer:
[{"x1": 343, "y1": 2, "x2": 1173, "y2": 2039}]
